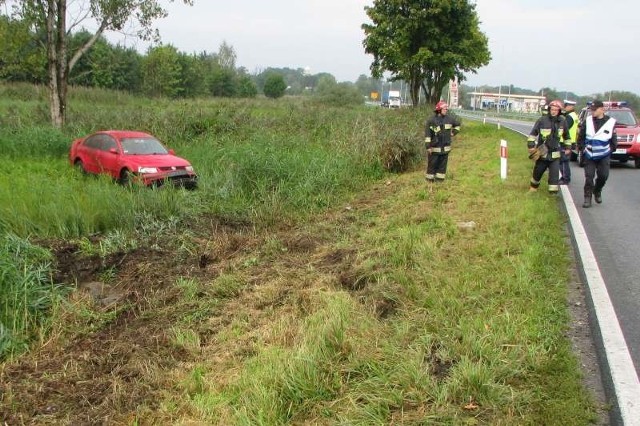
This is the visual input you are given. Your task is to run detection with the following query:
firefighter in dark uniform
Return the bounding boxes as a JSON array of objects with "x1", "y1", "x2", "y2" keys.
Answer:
[
  {"x1": 560, "y1": 99, "x2": 579, "y2": 184},
  {"x1": 578, "y1": 100, "x2": 617, "y2": 208},
  {"x1": 424, "y1": 101, "x2": 461, "y2": 182},
  {"x1": 527, "y1": 99, "x2": 573, "y2": 194}
]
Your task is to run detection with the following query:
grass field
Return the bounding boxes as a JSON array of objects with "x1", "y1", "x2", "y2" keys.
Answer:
[{"x1": 0, "y1": 83, "x2": 600, "y2": 424}]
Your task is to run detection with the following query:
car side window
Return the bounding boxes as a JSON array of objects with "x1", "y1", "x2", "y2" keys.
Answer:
[
  {"x1": 84, "y1": 135, "x2": 101, "y2": 149},
  {"x1": 101, "y1": 135, "x2": 118, "y2": 152}
]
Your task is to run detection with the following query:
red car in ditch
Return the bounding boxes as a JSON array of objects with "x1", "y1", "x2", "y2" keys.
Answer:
[{"x1": 69, "y1": 130, "x2": 198, "y2": 188}]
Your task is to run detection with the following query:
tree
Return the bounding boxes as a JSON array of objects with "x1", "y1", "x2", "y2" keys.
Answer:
[
  {"x1": 217, "y1": 40, "x2": 236, "y2": 70},
  {"x1": 315, "y1": 78, "x2": 364, "y2": 107},
  {"x1": 355, "y1": 74, "x2": 380, "y2": 99},
  {"x1": 362, "y1": 0, "x2": 490, "y2": 107},
  {"x1": 0, "y1": 14, "x2": 46, "y2": 83},
  {"x1": 236, "y1": 74, "x2": 258, "y2": 98},
  {"x1": 177, "y1": 51, "x2": 208, "y2": 98},
  {"x1": 141, "y1": 45, "x2": 182, "y2": 98},
  {"x1": 208, "y1": 67, "x2": 236, "y2": 97},
  {"x1": 263, "y1": 73, "x2": 286, "y2": 99},
  {"x1": 2, "y1": 0, "x2": 193, "y2": 128}
]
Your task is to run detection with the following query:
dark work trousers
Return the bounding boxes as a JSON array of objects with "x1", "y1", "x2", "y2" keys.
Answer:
[
  {"x1": 530, "y1": 158, "x2": 560, "y2": 191},
  {"x1": 583, "y1": 157, "x2": 610, "y2": 197},
  {"x1": 559, "y1": 151, "x2": 571, "y2": 183},
  {"x1": 426, "y1": 152, "x2": 449, "y2": 181}
]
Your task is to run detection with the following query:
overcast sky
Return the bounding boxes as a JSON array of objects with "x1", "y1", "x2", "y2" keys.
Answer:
[{"x1": 103, "y1": 0, "x2": 639, "y2": 96}]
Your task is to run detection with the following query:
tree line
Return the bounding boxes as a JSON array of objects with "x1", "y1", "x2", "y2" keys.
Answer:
[
  {"x1": 0, "y1": 15, "x2": 350, "y2": 100},
  {"x1": 0, "y1": 2, "x2": 381, "y2": 128}
]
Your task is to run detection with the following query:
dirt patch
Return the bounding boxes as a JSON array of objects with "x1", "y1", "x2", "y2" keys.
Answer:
[
  {"x1": 1, "y1": 245, "x2": 191, "y2": 423},
  {"x1": 0, "y1": 225, "x2": 262, "y2": 424}
]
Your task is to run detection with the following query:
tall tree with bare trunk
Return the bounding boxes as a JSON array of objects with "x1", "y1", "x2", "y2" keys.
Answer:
[{"x1": 1, "y1": 0, "x2": 193, "y2": 128}]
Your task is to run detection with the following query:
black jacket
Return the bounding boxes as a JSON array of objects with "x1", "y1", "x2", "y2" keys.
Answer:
[
  {"x1": 424, "y1": 113, "x2": 461, "y2": 151},
  {"x1": 527, "y1": 114, "x2": 572, "y2": 151}
]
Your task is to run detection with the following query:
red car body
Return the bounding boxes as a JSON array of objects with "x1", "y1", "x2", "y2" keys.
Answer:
[{"x1": 69, "y1": 130, "x2": 198, "y2": 188}]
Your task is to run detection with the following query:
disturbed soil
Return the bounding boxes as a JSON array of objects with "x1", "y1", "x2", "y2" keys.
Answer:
[
  {"x1": 0, "y1": 179, "x2": 610, "y2": 425},
  {"x1": 0, "y1": 180, "x2": 402, "y2": 424}
]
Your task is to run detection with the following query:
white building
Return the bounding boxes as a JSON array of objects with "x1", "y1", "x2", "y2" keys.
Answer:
[{"x1": 469, "y1": 92, "x2": 546, "y2": 113}]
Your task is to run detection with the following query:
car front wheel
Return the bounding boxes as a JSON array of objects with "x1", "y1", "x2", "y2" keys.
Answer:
[
  {"x1": 74, "y1": 160, "x2": 87, "y2": 175},
  {"x1": 635, "y1": 157, "x2": 640, "y2": 169},
  {"x1": 119, "y1": 169, "x2": 134, "y2": 186}
]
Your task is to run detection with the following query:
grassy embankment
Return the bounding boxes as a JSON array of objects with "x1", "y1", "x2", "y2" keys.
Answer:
[{"x1": 0, "y1": 82, "x2": 598, "y2": 424}]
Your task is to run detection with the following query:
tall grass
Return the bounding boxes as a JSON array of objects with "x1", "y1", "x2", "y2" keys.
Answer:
[
  {"x1": 0, "y1": 83, "x2": 421, "y2": 237},
  {"x1": 0, "y1": 234, "x2": 63, "y2": 360},
  {"x1": 0, "y1": 82, "x2": 422, "y2": 361}
]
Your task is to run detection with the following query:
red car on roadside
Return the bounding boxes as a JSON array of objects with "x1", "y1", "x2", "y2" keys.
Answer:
[{"x1": 69, "y1": 130, "x2": 198, "y2": 188}]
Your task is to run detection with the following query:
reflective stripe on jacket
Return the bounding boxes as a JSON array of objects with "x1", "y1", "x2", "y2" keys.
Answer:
[
  {"x1": 425, "y1": 113, "x2": 461, "y2": 153},
  {"x1": 584, "y1": 116, "x2": 616, "y2": 160}
]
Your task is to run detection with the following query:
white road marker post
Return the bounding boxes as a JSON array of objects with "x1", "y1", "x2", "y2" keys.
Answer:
[
  {"x1": 483, "y1": 113, "x2": 486, "y2": 125},
  {"x1": 497, "y1": 119, "x2": 501, "y2": 130},
  {"x1": 500, "y1": 139, "x2": 508, "y2": 180}
]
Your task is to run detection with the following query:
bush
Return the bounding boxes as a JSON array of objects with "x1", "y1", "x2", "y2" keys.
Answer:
[
  {"x1": 263, "y1": 73, "x2": 287, "y2": 99},
  {"x1": 315, "y1": 81, "x2": 364, "y2": 107}
]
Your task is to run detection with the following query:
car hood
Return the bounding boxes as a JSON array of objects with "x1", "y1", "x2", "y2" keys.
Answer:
[
  {"x1": 616, "y1": 125, "x2": 639, "y2": 133},
  {"x1": 124, "y1": 154, "x2": 193, "y2": 168}
]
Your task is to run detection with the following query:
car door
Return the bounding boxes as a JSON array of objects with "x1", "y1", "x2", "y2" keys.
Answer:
[
  {"x1": 95, "y1": 134, "x2": 121, "y2": 179},
  {"x1": 79, "y1": 134, "x2": 102, "y2": 174}
]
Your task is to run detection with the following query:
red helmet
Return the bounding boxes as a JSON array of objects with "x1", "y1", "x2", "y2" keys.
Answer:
[
  {"x1": 435, "y1": 101, "x2": 449, "y2": 112},
  {"x1": 548, "y1": 100, "x2": 563, "y2": 110}
]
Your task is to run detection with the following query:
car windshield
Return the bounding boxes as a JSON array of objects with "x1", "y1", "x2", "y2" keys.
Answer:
[
  {"x1": 607, "y1": 110, "x2": 637, "y2": 126},
  {"x1": 121, "y1": 137, "x2": 168, "y2": 155}
]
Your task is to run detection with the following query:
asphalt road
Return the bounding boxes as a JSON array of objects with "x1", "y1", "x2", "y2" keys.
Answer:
[
  {"x1": 459, "y1": 112, "x2": 640, "y2": 424},
  {"x1": 565, "y1": 160, "x2": 640, "y2": 370}
]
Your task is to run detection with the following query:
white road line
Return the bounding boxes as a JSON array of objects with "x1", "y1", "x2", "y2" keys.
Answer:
[{"x1": 561, "y1": 185, "x2": 640, "y2": 425}]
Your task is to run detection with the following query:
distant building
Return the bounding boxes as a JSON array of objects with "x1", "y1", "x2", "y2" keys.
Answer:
[{"x1": 469, "y1": 92, "x2": 546, "y2": 113}]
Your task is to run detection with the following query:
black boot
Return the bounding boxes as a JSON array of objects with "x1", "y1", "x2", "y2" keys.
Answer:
[
  {"x1": 583, "y1": 196, "x2": 592, "y2": 208},
  {"x1": 594, "y1": 191, "x2": 602, "y2": 204}
]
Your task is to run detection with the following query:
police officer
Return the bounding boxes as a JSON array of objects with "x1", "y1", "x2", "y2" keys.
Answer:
[
  {"x1": 560, "y1": 100, "x2": 579, "y2": 184},
  {"x1": 527, "y1": 99, "x2": 573, "y2": 194},
  {"x1": 578, "y1": 100, "x2": 617, "y2": 208},
  {"x1": 424, "y1": 101, "x2": 461, "y2": 182}
]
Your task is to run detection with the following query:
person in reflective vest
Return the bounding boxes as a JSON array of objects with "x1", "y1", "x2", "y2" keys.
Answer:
[
  {"x1": 424, "y1": 101, "x2": 461, "y2": 182},
  {"x1": 561, "y1": 100, "x2": 579, "y2": 184},
  {"x1": 577, "y1": 100, "x2": 618, "y2": 208},
  {"x1": 527, "y1": 99, "x2": 573, "y2": 194}
]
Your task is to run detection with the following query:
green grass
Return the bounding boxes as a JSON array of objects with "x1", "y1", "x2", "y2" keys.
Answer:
[
  {"x1": 0, "y1": 83, "x2": 598, "y2": 424},
  {"x1": 169, "y1": 121, "x2": 597, "y2": 425},
  {"x1": 0, "y1": 234, "x2": 66, "y2": 359}
]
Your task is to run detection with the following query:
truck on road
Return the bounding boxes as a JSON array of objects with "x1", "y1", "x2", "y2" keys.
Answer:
[
  {"x1": 381, "y1": 90, "x2": 402, "y2": 108},
  {"x1": 388, "y1": 90, "x2": 402, "y2": 108}
]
